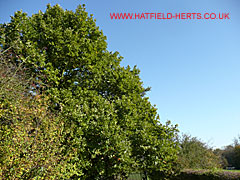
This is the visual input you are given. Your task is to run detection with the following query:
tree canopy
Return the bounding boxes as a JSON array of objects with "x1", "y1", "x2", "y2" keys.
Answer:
[
  {"x1": 177, "y1": 134, "x2": 221, "y2": 170},
  {"x1": 0, "y1": 4, "x2": 179, "y2": 179}
]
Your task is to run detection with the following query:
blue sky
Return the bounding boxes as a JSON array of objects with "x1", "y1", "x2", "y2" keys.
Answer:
[{"x1": 1, "y1": 0, "x2": 240, "y2": 148}]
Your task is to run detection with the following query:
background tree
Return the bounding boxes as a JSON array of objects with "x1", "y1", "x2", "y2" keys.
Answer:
[
  {"x1": 219, "y1": 135, "x2": 240, "y2": 170},
  {"x1": 233, "y1": 145, "x2": 240, "y2": 169},
  {"x1": 213, "y1": 148, "x2": 228, "y2": 168},
  {"x1": 177, "y1": 134, "x2": 221, "y2": 170},
  {"x1": 0, "y1": 4, "x2": 179, "y2": 179}
]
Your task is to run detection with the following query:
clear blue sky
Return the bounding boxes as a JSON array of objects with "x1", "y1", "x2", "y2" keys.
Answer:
[{"x1": 1, "y1": 0, "x2": 240, "y2": 149}]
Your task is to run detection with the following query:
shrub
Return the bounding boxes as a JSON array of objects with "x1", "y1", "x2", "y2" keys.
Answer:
[
  {"x1": 0, "y1": 52, "x2": 65, "y2": 179},
  {"x1": 177, "y1": 134, "x2": 221, "y2": 170},
  {"x1": 171, "y1": 169, "x2": 240, "y2": 180}
]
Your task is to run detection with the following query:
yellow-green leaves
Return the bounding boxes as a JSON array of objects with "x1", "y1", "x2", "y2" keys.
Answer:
[{"x1": 0, "y1": 55, "x2": 65, "y2": 179}]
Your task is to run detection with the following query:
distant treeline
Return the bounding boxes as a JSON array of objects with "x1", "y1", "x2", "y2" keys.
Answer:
[{"x1": 177, "y1": 133, "x2": 240, "y2": 170}]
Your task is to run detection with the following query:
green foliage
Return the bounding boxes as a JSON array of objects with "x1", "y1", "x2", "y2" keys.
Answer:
[
  {"x1": 219, "y1": 136, "x2": 240, "y2": 170},
  {"x1": 233, "y1": 145, "x2": 240, "y2": 169},
  {"x1": 170, "y1": 169, "x2": 240, "y2": 180},
  {"x1": 177, "y1": 134, "x2": 221, "y2": 170},
  {"x1": 0, "y1": 54, "x2": 65, "y2": 179},
  {"x1": 0, "y1": 4, "x2": 179, "y2": 179},
  {"x1": 213, "y1": 148, "x2": 228, "y2": 168}
]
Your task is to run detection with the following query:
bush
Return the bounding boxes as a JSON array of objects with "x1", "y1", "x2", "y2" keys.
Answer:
[
  {"x1": 171, "y1": 169, "x2": 240, "y2": 180},
  {"x1": 0, "y1": 53, "x2": 65, "y2": 179},
  {"x1": 177, "y1": 134, "x2": 221, "y2": 170}
]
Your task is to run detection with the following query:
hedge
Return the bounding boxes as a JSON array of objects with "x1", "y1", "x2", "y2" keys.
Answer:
[{"x1": 171, "y1": 169, "x2": 240, "y2": 180}]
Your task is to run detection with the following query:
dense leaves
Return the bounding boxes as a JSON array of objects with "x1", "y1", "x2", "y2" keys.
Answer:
[
  {"x1": 215, "y1": 136, "x2": 240, "y2": 170},
  {"x1": 171, "y1": 169, "x2": 240, "y2": 180},
  {"x1": 0, "y1": 4, "x2": 179, "y2": 179},
  {"x1": 0, "y1": 54, "x2": 65, "y2": 179},
  {"x1": 177, "y1": 134, "x2": 221, "y2": 170}
]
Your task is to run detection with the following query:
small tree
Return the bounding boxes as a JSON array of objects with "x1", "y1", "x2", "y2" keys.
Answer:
[
  {"x1": 177, "y1": 134, "x2": 221, "y2": 169},
  {"x1": 221, "y1": 136, "x2": 240, "y2": 169}
]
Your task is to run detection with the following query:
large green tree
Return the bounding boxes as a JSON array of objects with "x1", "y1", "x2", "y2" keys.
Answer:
[{"x1": 0, "y1": 4, "x2": 179, "y2": 179}]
